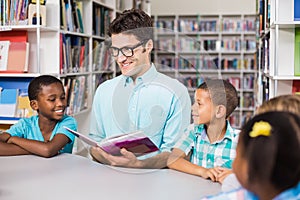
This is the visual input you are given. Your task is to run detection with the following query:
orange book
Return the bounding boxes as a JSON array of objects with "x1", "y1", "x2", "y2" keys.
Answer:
[{"x1": 6, "y1": 42, "x2": 29, "y2": 72}]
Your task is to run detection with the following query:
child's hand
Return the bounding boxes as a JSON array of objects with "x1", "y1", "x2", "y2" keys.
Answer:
[
  {"x1": 216, "y1": 168, "x2": 233, "y2": 183},
  {"x1": 6, "y1": 136, "x2": 15, "y2": 144},
  {"x1": 202, "y1": 167, "x2": 223, "y2": 182}
]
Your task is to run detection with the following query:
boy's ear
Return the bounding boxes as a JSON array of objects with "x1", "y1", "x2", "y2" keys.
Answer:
[
  {"x1": 215, "y1": 105, "x2": 226, "y2": 119},
  {"x1": 30, "y1": 100, "x2": 38, "y2": 111}
]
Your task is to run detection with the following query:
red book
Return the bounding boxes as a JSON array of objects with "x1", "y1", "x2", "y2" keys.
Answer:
[
  {"x1": 292, "y1": 80, "x2": 300, "y2": 95},
  {"x1": 0, "y1": 31, "x2": 28, "y2": 42}
]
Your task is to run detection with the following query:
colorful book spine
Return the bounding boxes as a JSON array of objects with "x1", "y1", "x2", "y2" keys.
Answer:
[{"x1": 295, "y1": 27, "x2": 300, "y2": 76}]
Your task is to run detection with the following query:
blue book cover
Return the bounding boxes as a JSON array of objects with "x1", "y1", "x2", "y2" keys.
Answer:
[
  {"x1": 0, "y1": 88, "x2": 18, "y2": 104},
  {"x1": 295, "y1": 0, "x2": 300, "y2": 20}
]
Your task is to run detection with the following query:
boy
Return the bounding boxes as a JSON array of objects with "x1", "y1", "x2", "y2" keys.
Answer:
[
  {"x1": 0, "y1": 75, "x2": 77, "y2": 157},
  {"x1": 168, "y1": 79, "x2": 239, "y2": 181}
]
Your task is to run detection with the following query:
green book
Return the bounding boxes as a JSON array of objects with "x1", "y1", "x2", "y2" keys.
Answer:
[{"x1": 295, "y1": 27, "x2": 300, "y2": 76}]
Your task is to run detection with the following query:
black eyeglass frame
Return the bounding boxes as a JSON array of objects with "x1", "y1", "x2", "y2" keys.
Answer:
[{"x1": 108, "y1": 40, "x2": 148, "y2": 57}]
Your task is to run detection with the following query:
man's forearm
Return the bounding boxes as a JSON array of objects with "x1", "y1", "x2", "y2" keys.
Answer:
[{"x1": 139, "y1": 151, "x2": 170, "y2": 169}]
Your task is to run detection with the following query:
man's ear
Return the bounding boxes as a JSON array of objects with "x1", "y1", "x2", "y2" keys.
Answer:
[
  {"x1": 30, "y1": 100, "x2": 38, "y2": 111},
  {"x1": 215, "y1": 105, "x2": 226, "y2": 119},
  {"x1": 145, "y1": 39, "x2": 153, "y2": 52}
]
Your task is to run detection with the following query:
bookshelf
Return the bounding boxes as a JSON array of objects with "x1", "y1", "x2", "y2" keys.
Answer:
[
  {"x1": 153, "y1": 14, "x2": 258, "y2": 128},
  {"x1": 257, "y1": 0, "x2": 300, "y2": 102},
  {"x1": 0, "y1": 0, "x2": 135, "y2": 134}
]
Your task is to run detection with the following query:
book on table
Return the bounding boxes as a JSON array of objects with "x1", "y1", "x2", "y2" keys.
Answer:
[{"x1": 64, "y1": 126, "x2": 159, "y2": 156}]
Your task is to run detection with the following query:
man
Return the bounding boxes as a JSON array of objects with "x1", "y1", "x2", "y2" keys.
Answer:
[{"x1": 89, "y1": 8, "x2": 191, "y2": 168}]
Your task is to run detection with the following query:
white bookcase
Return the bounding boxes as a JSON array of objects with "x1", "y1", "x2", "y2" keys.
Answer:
[
  {"x1": 153, "y1": 14, "x2": 258, "y2": 128},
  {"x1": 258, "y1": 0, "x2": 300, "y2": 102},
  {"x1": 0, "y1": 0, "x2": 135, "y2": 133}
]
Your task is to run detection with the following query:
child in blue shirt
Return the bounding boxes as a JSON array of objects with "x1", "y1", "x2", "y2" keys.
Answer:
[
  {"x1": 168, "y1": 79, "x2": 239, "y2": 182},
  {"x1": 0, "y1": 75, "x2": 77, "y2": 157},
  {"x1": 202, "y1": 111, "x2": 300, "y2": 200}
]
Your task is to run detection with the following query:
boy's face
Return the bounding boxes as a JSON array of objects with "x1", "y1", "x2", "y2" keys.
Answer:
[
  {"x1": 111, "y1": 33, "x2": 152, "y2": 80},
  {"x1": 192, "y1": 89, "x2": 215, "y2": 125},
  {"x1": 31, "y1": 82, "x2": 66, "y2": 121}
]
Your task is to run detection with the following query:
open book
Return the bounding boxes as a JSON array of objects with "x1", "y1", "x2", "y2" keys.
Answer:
[{"x1": 64, "y1": 126, "x2": 159, "y2": 156}]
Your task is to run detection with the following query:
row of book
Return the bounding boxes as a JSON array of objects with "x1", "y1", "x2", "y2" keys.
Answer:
[
  {"x1": 92, "y1": 40, "x2": 113, "y2": 72},
  {"x1": 93, "y1": 4, "x2": 113, "y2": 37},
  {"x1": 156, "y1": 38, "x2": 256, "y2": 52},
  {"x1": 0, "y1": 31, "x2": 29, "y2": 73},
  {"x1": 229, "y1": 111, "x2": 255, "y2": 128},
  {"x1": 0, "y1": 0, "x2": 42, "y2": 26},
  {"x1": 179, "y1": 76, "x2": 255, "y2": 91},
  {"x1": 257, "y1": 0, "x2": 270, "y2": 33},
  {"x1": 61, "y1": 76, "x2": 88, "y2": 116},
  {"x1": 177, "y1": 19, "x2": 218, "y2": 32},
  {"x1": 60, "y1": 0, "x2": 84, "y2": 33},
  {"x1": 156, "y1": 18, "x2": 256, "y2": 33},
  {"x1": 221, "y1": 57, "x2": 256, "y2": 70},
  {"x1": 221, "y1": 19, "x2": 256, "y2": 32},
  {"x1": 156, "y1": 56, "x2": 256, "y2": 71},
  {"x1": 60, "y1": 34, "x2": 89, "y2": 74}
]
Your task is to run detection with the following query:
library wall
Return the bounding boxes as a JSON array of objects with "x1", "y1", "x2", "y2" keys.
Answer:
[{"x1": 151, "y1": 0, "x2": 256, "y2": 15}]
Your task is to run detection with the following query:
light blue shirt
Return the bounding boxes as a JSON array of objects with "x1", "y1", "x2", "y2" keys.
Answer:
[
  {"x1": 89, "y1": 64, "x2": 191, "y2": 153},
  {"x1": 6, "y1": 115, "x2": 77, "y2": 153}
]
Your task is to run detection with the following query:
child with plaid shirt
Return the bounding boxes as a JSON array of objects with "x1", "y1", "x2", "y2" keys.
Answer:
[{"x1": 168, "y1": 79, "x2": 239, "y2": 182}]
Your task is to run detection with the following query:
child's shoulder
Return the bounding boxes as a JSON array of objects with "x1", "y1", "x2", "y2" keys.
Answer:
[
  {"x1": 224, "y1": 121, "x2": 240, "y2": 141},
  {"x1": 60, "y1": 115, "x2": 77, "y2": 123}
]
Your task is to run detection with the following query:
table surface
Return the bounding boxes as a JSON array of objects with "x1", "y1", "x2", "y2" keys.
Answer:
[{"x1": 0, "y1": 154, "x2": 221, "y2": 200}]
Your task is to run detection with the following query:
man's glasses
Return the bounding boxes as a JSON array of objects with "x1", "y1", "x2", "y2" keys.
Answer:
[{"x1": 108, "y1": 40, "x2": 147, "y2": 57}]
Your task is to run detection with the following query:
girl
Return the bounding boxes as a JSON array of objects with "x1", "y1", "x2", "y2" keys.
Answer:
[{"x1": 203, "y1": 111, "x2": 300, "y2": 199}]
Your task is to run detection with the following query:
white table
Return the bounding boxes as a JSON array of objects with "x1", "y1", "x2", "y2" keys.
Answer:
[{"x1": 0, "y1": 154, "x2": 221, "y2": 200}]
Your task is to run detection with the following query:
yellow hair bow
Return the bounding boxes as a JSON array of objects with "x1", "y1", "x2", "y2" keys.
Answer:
[{"x1": 249, "y1": 121, "x2": 272, "y2": 138}]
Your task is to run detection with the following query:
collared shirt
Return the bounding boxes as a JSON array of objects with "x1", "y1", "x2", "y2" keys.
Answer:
[
  {"x1": 89, "y1": 63, "x2": 191, "y2": 153},
  {"x1": 202, "y1": 182, "x2": 300, "y2": 200},
  {"x1": 174, "y1": 121, "x2": 239, "y2": 168},
  {"x1": 6, "y1": 115, "x2": 77, "y2": 153}
]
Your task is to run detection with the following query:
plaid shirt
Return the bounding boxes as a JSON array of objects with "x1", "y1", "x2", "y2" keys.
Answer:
[{"x1": 174, "y1": 121, "x2": 239, "y2": 169}]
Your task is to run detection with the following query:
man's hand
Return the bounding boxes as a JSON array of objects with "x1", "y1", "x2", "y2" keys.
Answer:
[{"x1": 90, "y1": 147, "x2": 142, "y2": 168}]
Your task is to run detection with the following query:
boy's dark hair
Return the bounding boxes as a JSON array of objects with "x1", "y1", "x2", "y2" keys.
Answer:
[
  {"x1": 198, "y1": 79, "x2": 238, "y2": 118},
  {"x1": 108, "y1": 8, "x2": 153, "y2": 42},
  {"x1": 240, "y1": 111, "x2": 300, "y2": 191},
  {"x1": 28, "y1": 75, "x2": 63, "y2": 101}
]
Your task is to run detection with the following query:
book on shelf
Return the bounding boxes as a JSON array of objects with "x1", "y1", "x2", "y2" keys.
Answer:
[
  {"x1": 64, "y1": 127, "x2": 159, "y2": 156},
  {"x1": 0, "y1": 41, "x2": 10, "y2": 71},
  {"x1": 16, "y1": 89, "x2": 36, "y2": 118},
  {"x1": 295, "y1": 0, "x2": 300, "y2": 21},
  {"x1": 0, "y1": 88, "x2": 19, "y2": 118},
  {"x1": 28, "y1": 3, "x2": 47, "y2": 25},
  {"x1": 7, "y1": 42, "x2": 30, "y2": 72},
  {"x1": 0, "y1": 31, "x2": 29, "y2": 73},
  {"x1": 292, "y1": 80, "x2": 300, "y2": 95},
  {"x1": 295, "y1": 27, "x2": 300, "y2": 76}
]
